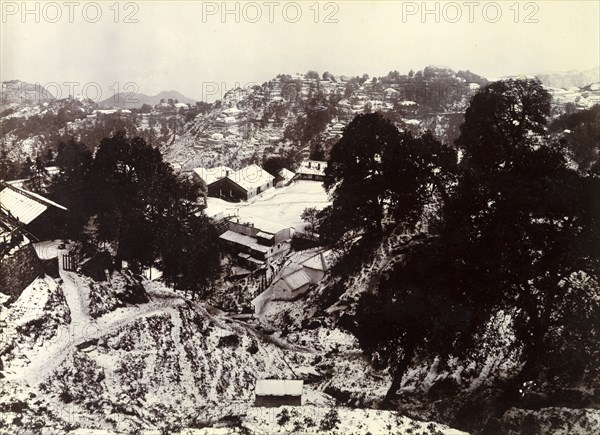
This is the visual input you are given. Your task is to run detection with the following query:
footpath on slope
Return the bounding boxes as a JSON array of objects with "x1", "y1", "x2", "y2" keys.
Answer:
[{"x1": 7, "y1": 271, "x2": 185, "y2": 387}]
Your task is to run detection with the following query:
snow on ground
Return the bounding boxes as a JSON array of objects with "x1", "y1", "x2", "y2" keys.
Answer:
[
  {"x1": 0, "y1": 276, "x2": 71, "y2": 375},
  {"x1": 240, "y1": 405, "x2": 469, "y2": 434},
  {"x1": 206, "y1": 180, "x2": 331, "y2": 231},
  {"x1": 1, "y1": 270, "x2": 468, "y2": 434},
  {"x1": 33, "y1": 239, "x2": 63, "y2": 259},
  {"x1": 60, "y1": 270, "x2": 93, "y2": 325},
  {"x1": 2, "y1": 274, "x2": 319, "y2": 432},
  {"x1": 500, "y1": 407, "x2": 600, "y2": 434},
  {"x1": 67, "y1": 406, "x2": 469, "y2": 434}
]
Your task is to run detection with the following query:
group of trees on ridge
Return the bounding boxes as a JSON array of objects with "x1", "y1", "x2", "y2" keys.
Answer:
[{"x1": 317, "y1": 78, "x2": 600, "y2": 427}]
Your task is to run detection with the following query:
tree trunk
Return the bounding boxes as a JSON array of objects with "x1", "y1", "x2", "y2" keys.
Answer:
[{"x1": 383, "y1": 345, "x2": 415, "y2": 407}]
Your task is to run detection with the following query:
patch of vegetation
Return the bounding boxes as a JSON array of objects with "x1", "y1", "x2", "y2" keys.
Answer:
[
  {"x1": 319, "y1": 409, "x2": 341, "y2": 431},
  {"x1": 276, "y1": 409, "x2": 290, "y2": 425}
]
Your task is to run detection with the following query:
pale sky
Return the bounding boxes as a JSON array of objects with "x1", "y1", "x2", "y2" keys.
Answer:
[{"x1": 1, "y1": 1, "x2": 599, "y2": 101}]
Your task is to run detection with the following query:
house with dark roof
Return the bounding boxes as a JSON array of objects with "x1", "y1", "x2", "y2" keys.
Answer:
[
  {"x1": 195, "y1": 164, "x2": 275, "y2": 202},
  {"x1": 254, "y1": 379, "x2": 303, "y2": 407}
]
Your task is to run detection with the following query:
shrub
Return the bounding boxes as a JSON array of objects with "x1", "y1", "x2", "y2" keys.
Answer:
[{"x1": 320, "y1": 409, "x2": 340, "y2": 431}]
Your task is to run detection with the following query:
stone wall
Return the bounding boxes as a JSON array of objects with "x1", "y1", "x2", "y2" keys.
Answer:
[{"x1": 0, "y1": 243, "x2": 44, "y2": 300}]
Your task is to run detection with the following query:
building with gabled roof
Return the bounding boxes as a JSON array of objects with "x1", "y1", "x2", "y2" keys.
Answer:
[
  {"x1": 1, "y1": 182, "x2": 68, "y2": 300},
  {"x1": 269, "y1": 268, "x2": 312, "y2": 300},
  {"x1": 1, "y1": 183, "x2": 67, "y2": 226},
  {"x1": 207, "y1": 164, "x2": 275, "y2": 202},
  {"x1": 251, "y1": 249, "x2": 330, "y2": 312},
  {"x1": 193, "y1": 166, "x2": 233, "y2": 186},
  {"x1": 277, "y1": 168, "x2": 295, "y2": 187},
  {"x1": 218, "y1": 217, "x2": 294, "y2": 269}
]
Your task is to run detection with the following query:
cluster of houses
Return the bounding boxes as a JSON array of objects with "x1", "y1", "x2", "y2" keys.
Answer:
[
  {"x1": 216, "y1": 106, "x2": 245, "y2": 125},
  {"x1": 547, "y1": 82, "x2": 600, "y2": 109},
  {"x1": 193, "y1": 160, "x2": 327, "y2": 203},
  {"x1": 325, "y1": 120, "x2": 346, "y2": 139},
  {"x1": 156, "y1": 98, "x2": 190, "y2": 111},
  {"x1": 192, "y1": 159, "x2": 327, "y2": 277}
]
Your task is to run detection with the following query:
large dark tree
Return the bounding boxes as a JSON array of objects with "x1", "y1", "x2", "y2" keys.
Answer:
[
  {"x1": 384, "y1": 130, "x2": 457, "y2": 229},
  {"x1": 52, "y1": 138, "x2": 94, "y2": 239},
  {"x1": 323, "y1": 113, "x2": 398, "y2": 236},
  {"x1": 321, "y1": 112, "x2": 456, "y2": 244},
  {"x1": 351, "y1": 79, "x2": 600, "y2": 410},
  {"x1": 159, "y1": 212, "x2": 221, "y2": 300},
  {"x1": 456, "y1": 78, "x2": 551, "y2": 173},
  {"x1": 90, "y1": 131, "x2": 207, "y2": 273},
  {"x1": 448, "y1": 81, "x2": 600, "y2": 392}
]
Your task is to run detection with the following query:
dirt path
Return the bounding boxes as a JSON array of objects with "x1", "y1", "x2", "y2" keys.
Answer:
[
  {"x1": 7, "y1": 271, "x2": 318, "y2": 389},
  {"x1": 8, "y1": 277, "x2": 186, "y2": 387},
  {"x1": 60, "y1": 270, "x2": 92, "y2": 325}
]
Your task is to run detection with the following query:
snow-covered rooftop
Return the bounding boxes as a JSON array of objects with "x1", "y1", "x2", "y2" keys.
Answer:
[
  {"x1": 255, "y1": 379, "x2": 303, "y2": 397},
  {"x1": 228, "y1": 164, "x2": 275, "y2": 191},
  {"x1": 220, "y1": 230, "x2": 269, "y2": 253},
  {"x1": 302, "y1": 252, "x2": 329, "y2": 272},
  {"x1": 193, "y1": 166, "x2": 233, "y2": 185},
  {"x1": 296, "y1": 160, "x2": 327, "y2": 177},
  {"x1": 282, "y1": 269, "x2": 311, "y2": 291},
  {"x1": 222, "y1": 107, "x2": 242, "y2": 115},
  {"x1": 279, "y1": 168, "x2": 295, "y2": 181},
  {"x1": 0, "y1": 184, "x2": 67, "y2": 225}
]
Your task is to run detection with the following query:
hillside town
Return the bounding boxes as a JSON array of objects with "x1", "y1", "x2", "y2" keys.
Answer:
[{"x1": 1, "y1": 1, "x2": 599, "y2": 433}]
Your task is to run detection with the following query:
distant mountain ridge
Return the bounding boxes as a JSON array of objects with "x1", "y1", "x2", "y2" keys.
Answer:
[
  {"x1": 536, "y1": 66, "x2": 600, "y2": 89},
  {"x1": 98, "y1": 90, "x2": 197, "y2": 109}
]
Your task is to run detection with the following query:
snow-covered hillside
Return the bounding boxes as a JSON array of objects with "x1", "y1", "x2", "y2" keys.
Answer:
[{"x1": 0, "y1": 272, "x2": 469, "y2": 433}]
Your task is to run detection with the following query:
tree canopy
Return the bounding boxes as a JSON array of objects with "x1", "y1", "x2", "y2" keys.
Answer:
[
  {"x1": 326, "y1": 80, "x2": 600, "y2": 410},
  {"x1": 320, "y1": 112, "x2": 456, "y2": 245},
  {"x1": 39, "y1": 131, "x2": 220, "y2": 298}
]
